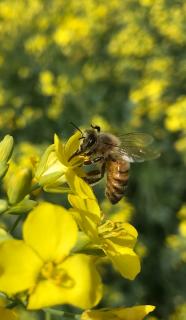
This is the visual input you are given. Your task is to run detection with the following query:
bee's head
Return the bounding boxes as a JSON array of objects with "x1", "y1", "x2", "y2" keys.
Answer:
[{"x1": 68, "y1": 124, "x2": 100, "y2": 161}]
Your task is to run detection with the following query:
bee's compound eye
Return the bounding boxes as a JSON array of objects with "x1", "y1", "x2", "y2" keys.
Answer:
[{"x1": 87, "y1": 134, "x2": 96, "y2": 147}]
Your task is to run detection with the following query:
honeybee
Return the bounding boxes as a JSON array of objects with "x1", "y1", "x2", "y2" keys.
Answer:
[{"x1": 69, "y1": 124, "x2": 160, "y2": 204}]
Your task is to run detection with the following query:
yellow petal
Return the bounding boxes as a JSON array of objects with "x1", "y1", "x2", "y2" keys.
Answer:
[
  {"x1": 113, "y1": 305, "x2": 156, "y2": 320},
  {"x1": 68, "y1": 194, "x2": 101, "y2": 238},
  {"x1": 99, "y1": 221, "x2": 138, "y2": 250},
  {"x1": 23, "y1": 202, "x2": 78, "y2": 263},
  {"x1": 64, "y1": 131, "x2": 81, "y2": 160},
  {"x1": 70, "y1": 208, "x2": 99, "y2": 240},
  {"x1": 81, "y1": 305, "x2": 155, "y2": 320},
  {"x1": 0, "y1": 240, "x2": 42, "y2": 294},
  {"x1": 66, "y1": 171, "x2": 95, "y2": 199},
  {"x1": 54, "y1": 134, "x2": 65, "y2": 165},
  {"x1": 54, "y1": 133, "x2": 83, "y2": 167},
  {"x1": 107, "y1": 247, "x2": 141, "y2": 280},
  {"x1": 68, "y1": 194, "x2": 100, "y2": 216},
  {"x1": 28, "y1": 254, "x2": 103, "y2": 310}
]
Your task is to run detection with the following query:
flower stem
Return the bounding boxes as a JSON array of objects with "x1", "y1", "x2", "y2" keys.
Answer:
[
  {"x1": 31, "y1": 182, "x2": 40, "y2": 192},
  {"x1": 45, "y1": 312, "x2": 51, "y2": 320},
  {"x1": 8, "y1": 212, "x2": 27, "y2": 234},
  {"x1": 43, "y1": 308, "x2": 81, "y2": 319}
]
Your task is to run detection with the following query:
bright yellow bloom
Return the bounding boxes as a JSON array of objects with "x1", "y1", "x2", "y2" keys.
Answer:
[
  {"x1": 54, "y1": 131, "x2": 84, "y2": 170},
  {"x1": 0, "y1": 203, "x2": 102, "y2": 310},
  {"x1": 35, "y1": 132, "x2": 84, "y2": 193},
  {"x1": 68, "y1": 177, "x2": 140, "y2": 280},
  {"x1": 81, "y1": 305, "x2": 155, "y2": 320},
  {"x1": 35, "y1": 144, "x2": 66, "y2": 189}
]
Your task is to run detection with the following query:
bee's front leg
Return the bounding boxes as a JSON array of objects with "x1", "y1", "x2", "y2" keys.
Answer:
[{"x1": 84, "y1": 163, "x2": 105, "y2": 185}]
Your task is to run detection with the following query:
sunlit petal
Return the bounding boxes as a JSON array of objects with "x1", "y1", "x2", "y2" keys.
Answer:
[
  {"x1": 23, "y1": 202, "x2": 78, "y2": 263},
  {"x1": 81, "y1": 305, "x2": 155, "y2": 320},
  {"x1": 106, "y1": 247, "x2": 141, "y2": 280},
  {"x1": 0, "y1": 240, "x2": 42, "y2": 294},
  {"x1": 67, "y1": 171, "x2": 95, "y2": 199}
]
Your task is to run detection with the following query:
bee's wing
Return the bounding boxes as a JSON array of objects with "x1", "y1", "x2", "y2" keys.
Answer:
[
  {"x1": 118, "y1": 133, "x2": 154, "y2": 146},
  {"x1": 112, "y1": 133, "x2": 160, "y2": 163}
]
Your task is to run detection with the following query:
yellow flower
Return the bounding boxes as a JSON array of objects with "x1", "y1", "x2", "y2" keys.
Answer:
[
  {"x1": 0, "y1": 203, "x2": 102, "y2": 310},
  {"x1": 35, "y1": 144, "x2": 66, "y2": 189},
  {"x1": 35, "y1": 132, "x2": 84, "y2": 193},
  {"x1": 68, "y1": 178, "x2": 140, "y2": 280},
  {"x1": 81, "y1": 305, "x2": 156, "y2": 320},
  {"x1": 54, "y1": 131, "x2": 84, "y2": 168}
]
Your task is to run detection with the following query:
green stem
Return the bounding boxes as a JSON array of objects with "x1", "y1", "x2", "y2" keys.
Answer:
[
  {"x1": 31, "y1": 182, "x2": 40, "y2": 192},
  {"x1": 43, "y1": 308, "x2": 81, "y2": 319},
  {"x1": 45, "y1": 312, "x2": 51, "y2": 320},
  {"x1": 8, "y1": 213, "x2": 27, "y2": 234}
]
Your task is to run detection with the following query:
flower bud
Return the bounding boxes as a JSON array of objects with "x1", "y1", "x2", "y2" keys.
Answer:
[
  {"x1": 0, "y1": 135, "x2": 14, "y2": 179},
  {"x1": 6, "y1": 198, "x2": 37, "y2": 215},
  {"x1": 7, "y1": 168, "x2": 32, "y2": 205},
  {"x1": 0, "y1": 135, "x2": 14, "y2": 163},
  {"x1": 0, "y1": 162, "x2": 8, "y2": 179},
  {"x1": 35, "y1": 144, "x2": 65, "y2": 187}
]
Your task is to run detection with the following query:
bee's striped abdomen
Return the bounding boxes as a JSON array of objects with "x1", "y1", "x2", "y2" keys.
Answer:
[{"x1": 105, "y1": 159, "x2": 130, "y2": 204}]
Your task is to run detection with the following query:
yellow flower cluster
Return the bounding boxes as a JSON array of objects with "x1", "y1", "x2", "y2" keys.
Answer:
[
  {"x1": 0, "y1": 132, "x2": 155, "y2": 319},
  {"x1": 165, "y1": 97, "x2": 186, "y2": 132},
  {"x1": 166, "y1": 204, "x2": 186, "y2": 263}
]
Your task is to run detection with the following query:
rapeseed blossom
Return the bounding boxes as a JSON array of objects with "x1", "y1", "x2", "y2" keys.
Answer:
[
  {"x1": 35, "y1": 132, "x2": 84, "y2": 193},
  {"x1": 0, "y1": 132, "x2": 156, "y2": 319},
  {"x1": 68, "y1": 177, "x2": 140, "y2": 280},
  {"x1": 0, "y1": 202, "x2": 102, "y2": 310}
]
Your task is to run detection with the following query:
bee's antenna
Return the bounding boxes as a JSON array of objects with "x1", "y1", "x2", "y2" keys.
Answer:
[{"x1": 70, "y1": 122, "x2": 84, "y2": 136}]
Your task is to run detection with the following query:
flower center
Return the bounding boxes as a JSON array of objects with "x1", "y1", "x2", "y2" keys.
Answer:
[{"x1": 40, "y1": 261, "x2": 75, "y2": 288}]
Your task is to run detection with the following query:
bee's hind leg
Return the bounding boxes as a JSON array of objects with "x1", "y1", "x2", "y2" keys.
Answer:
[{"x1": 84, "y1": 163, "x2": 105, "y2": 185}]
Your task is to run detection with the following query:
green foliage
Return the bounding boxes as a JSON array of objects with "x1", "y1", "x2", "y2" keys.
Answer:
[{"x1": 0, "y1": 0, "x2": 186, "y2": 318}]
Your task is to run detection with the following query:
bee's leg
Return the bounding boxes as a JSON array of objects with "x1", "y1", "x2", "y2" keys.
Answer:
[
  {"x1": 84, "y1": 159, "x2": 93, "y2": 165},
  {"x1": 92, "y1": 156, "x2": 104, "y2": 163},
  {"x1": 84, "y1": 156, "x2": 104, "y2": 166},
  {"x1": 84, "y1": 163, "x2": 105, "y2": 185}
]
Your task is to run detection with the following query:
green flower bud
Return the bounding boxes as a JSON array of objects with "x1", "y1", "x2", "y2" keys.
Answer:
[
  {"x1": 7, "y1": 168, "x2": 32, "y2": 205},
  {"x1": 0, "y1": 162, "x2": 8, "y2": 179},
  {"x1": 0, "y1": 135, "x2": 14, "y2": 179},
  {"x1": 35, "y1": 145, "x2": 55, "y2": 178},
  {"x1": 6, "y1": 198, "x2": 37, "y2": 215},
  {"x1": 0, "y1": 135, "x2": 14, "y2": 162},
  {"x1": 35, "y1": 144, "x2": 65, "y2": 187}
]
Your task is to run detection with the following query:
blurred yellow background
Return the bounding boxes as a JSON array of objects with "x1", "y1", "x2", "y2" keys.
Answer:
[{"x1": 0, "y1": 0, "x2": 186, "y2": 319}]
